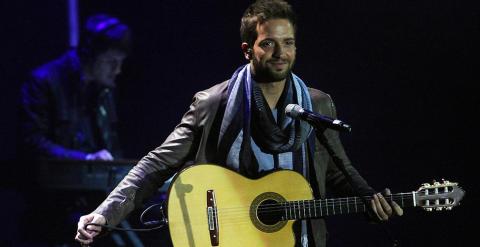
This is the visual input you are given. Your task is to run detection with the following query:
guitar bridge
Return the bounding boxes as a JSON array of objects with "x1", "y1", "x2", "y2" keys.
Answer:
[{"x1": 206, "y1": 189, "x2": 219, "y2": 246}]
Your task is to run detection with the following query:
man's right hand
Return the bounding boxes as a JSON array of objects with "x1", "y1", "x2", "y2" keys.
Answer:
[
  {"x1": 85, "y1": 149, "x2": 114, "y2": 161},
  {"x1": 75, "y1": 213, "x2": 106, "y2": 245}
]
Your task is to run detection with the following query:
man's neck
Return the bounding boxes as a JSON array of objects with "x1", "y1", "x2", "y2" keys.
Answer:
[{"x1": 256, "y1": 79, "x2": 286, "y2": 110}]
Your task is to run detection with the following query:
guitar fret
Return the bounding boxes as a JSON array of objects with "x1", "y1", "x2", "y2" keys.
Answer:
[
  {"x1": 296, "y1": 201, "x2": 300, "y2": 219},
  {"x1": 288, "y1": 202, "x2": 292, "y2": 219},
  {"x1": 307, "y1": 201, "x2": 312, "y2": 218},
  {"x1": 298, "y1": 201, "x2": 302, "y2": 219},
  {"x1": 306, "y1": 201, "x2": 309, "y2": 218},
  {"x1": 286, "y1": 202, "x2": 289, "y2": 220},
  {"x1": 291, "y1": 201, "x2": 295, "y2": 219},
  {"x1": 293, "y1": 201, "x2": 296, "y2": 219},
  {"x1": 326, "y1": 199, "x2": 329, "y2": 215},
  {"x1": 318, "y1": 199, "x2": 323, "y2": 216},
  {"x1": 291, "y1": 202, "x2": 294, "y2": 219},
  {"x1": 347, "y1": 198, "x2": 350, "y2": 213},
  {"x1": 308, "y1": 200, "x2": 311, "y2": 217},
  {"x1": 292, "y1": 202, "x2": 297, "y2": 219},
  {"x1": 300, "y1": 200, "x2": 306, "y2": 219},
  {"x1": 354, "y1": 197, "x2": 358, "y2": 212},
  {"x1": 291, "y1": 201, "x2": 294, "y2": 219},
  {"x1": 302, "y1": 200, "x2": 306, "y2": 218},
  {"x1": 300, "y1": 200, "x2": 303, "y2": 218},
  {"x1": 290, "y1": 201, "x2": 293, "y2": 220},
  {"x1": 292, "y1": 202, "x2": 295, "y2": 219},
  {"x1": 339, "y1": 198, "x2": 342, "y2": 214},
  {"x1": 296, "y1": 201, "x2": 299, "y2": 219},
  {"x1": 332, "y1": 199, "x2": 335, "y2": 215}
]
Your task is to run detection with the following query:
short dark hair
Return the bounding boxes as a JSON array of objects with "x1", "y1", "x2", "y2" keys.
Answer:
[
  {"x1": 240, "y1": 0, "x2": 296, "y2": 47},
  {"x1": 78, "y1": 14, "x2": 131, "y2": 63}
]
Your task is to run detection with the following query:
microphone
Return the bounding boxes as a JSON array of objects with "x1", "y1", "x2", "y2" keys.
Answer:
[{"x1": 285, "y1": 104, "x2": 352, "y2": 132}]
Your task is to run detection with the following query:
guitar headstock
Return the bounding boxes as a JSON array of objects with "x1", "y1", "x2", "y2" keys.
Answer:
[{"x1": 415, "y1": 179, "x2": 465, "y2": 211}]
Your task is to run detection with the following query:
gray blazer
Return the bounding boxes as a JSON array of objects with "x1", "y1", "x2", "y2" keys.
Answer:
[{"x1": 94, "y1": 80, "x2": 375, "y2": 247}]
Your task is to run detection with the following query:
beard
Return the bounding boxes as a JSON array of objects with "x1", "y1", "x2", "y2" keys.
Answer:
[{"x1": 252, "y1": 57, "x2": 295, "y2": 83}]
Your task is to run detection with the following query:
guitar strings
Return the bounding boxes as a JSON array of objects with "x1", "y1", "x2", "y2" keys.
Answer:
[
  {"x1": 168, "y1": 194, "x2": 418, "y2": 227},
  {"x1": 167, "y1": 194, "x2": 419, "y2": 227},
  {"x1": 213, "y1": 193, "x2": 416, "y2": 213},
  {"x1": 170, "y1": 192, "x2": 448, "y2": 227},
  {"x1": 214, "y1": 188, "x2": 446, "y2": 213}
]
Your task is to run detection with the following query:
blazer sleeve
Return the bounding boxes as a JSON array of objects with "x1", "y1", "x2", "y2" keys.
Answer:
[{"x1": 93, "y1": 92, "x2": 204, "y2": 226}]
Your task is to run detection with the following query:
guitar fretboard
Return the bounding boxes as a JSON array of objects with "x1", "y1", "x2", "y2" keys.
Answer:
[{"x1": 276, "y1": 192, "x2": 416, "y2": 220}]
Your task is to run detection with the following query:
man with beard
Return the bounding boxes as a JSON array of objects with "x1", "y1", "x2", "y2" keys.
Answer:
[{"x1": 76, "y1": 1, "x2": 402, "y2": 246}]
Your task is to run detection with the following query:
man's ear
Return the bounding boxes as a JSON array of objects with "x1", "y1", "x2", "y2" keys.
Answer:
[{"x1": 241, "y1": 42, "x2": 252, "y2": 60}]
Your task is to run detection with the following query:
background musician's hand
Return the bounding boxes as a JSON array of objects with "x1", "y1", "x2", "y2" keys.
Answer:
[{"x1": 85, "y1": 149, "x2": 114, "y2": 161}]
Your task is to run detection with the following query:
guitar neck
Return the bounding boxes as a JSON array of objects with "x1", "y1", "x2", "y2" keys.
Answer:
[{"x1": 281, "y1": 192, "x2": 416, "y2": 220}]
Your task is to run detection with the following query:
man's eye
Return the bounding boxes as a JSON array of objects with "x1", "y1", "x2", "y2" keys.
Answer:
[
  {"x1": 260, "y1": 41, "x2": 274, "y2": 48},
  {"x1": 285, "y1": 40, "x2": 295, "y2": 46}
]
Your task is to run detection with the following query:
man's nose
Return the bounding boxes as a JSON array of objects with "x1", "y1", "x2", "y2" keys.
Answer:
[{"x1": 272, "y1": 44, "x2": 286, "y2": 58}]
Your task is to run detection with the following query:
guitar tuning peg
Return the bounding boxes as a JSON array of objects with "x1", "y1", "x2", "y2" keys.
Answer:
[
  {"x1": 435, "y1": 207, "x2": 443, "y2": 211},
  {"x1": 422, "y1": 183, "x2": 431, "y2": 187}
]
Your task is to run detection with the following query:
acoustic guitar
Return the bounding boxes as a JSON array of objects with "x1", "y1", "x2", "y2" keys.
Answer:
[{"x1": 166, "y1": 164, "x2": 464, "y2": 247}]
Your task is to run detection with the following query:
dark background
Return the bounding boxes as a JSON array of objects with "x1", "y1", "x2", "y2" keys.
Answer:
[{"x1": 0, "y1": 0, "x2": 477, "y2": 246}]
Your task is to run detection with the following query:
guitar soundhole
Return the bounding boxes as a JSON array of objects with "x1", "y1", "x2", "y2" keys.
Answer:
[
  {"x1": 250, "y1": 192, "x2": 287, "y2": 233},
  {"x1": 257, "y1": 199, "x2": 282, "y2": 225}
]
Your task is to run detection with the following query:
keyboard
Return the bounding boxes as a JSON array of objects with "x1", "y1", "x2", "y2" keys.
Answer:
[{"x1": 36, "y1": 159, "x2": 136, "y2": 192}]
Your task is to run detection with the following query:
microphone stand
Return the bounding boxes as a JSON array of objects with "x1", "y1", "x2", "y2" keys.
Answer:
[{"x1": 314, "y1": 127, "x2": 400, "y2": 247}]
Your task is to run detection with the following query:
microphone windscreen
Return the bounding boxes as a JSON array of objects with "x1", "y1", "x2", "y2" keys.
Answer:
[{"x1": 285, "y1": 104, "x2": 303, "y2": 118}]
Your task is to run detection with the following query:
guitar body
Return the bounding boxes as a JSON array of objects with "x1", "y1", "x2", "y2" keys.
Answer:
[{"x1": 167, "y1": 164, "x2": 313, "y2": 247}]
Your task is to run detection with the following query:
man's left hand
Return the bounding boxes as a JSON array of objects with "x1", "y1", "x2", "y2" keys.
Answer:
[{"x1": 370, "y1": 188, "x2": 404, "y2": 221}]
